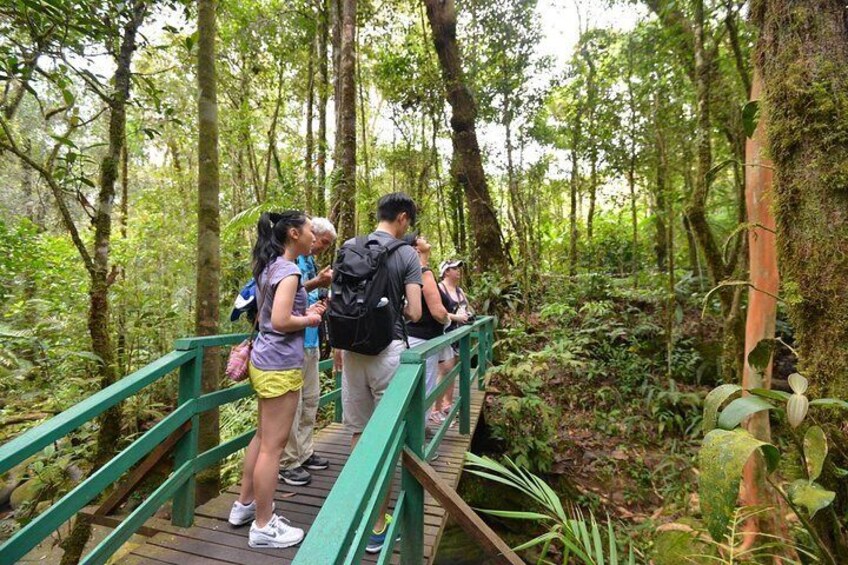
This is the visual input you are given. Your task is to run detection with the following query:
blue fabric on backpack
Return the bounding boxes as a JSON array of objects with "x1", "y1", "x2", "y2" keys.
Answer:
[{"x1": 230, "y1": 279, "x2": 257, "y2": 322}]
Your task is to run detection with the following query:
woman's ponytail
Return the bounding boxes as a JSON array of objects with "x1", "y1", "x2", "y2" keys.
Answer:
[{"x1": 252, "y1": 211, "x2": 308, "y2": 281}]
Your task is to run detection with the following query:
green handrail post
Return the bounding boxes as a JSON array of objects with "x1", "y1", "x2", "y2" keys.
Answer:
[
  {"x1": 458, "y1": 334, "x2": 471, "y2": 435},
  {"x1": 172, "y1": 343, "x2": 201, "y2": 527},
  {"x1": 334, "y1": 370, "x2": 343, "y2": 423},
  {"x1": 477, "y1": 327, "x2": 487, "y2": 389},
  {"x1": 401, "y1": 358, "x2": 425, "y2": 565}
]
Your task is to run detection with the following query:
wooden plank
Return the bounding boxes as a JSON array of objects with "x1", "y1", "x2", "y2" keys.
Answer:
[
  {"x1": 148, "y1": 532, "x2": 293, "y2": 564},
  {"x1": 77, "y1": 509, "x2": 162, "y2": 538},
  {"x1": 128, "y1": 378, "x2": 488, "y2": 564},
  {"x1": 96, "y1": 421, "x2": 191, "y2": 516},
  {"x1": 402, "y1": 448, "x2": 522, "y2": 565},
  {"x1": 132, "y1": 541, "x2": 234, "y2": 564}
]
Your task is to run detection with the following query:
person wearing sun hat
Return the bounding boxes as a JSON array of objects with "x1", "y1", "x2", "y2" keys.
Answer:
[{"x1": 435, "y1": 258, "x2": 471, "y2": 422}]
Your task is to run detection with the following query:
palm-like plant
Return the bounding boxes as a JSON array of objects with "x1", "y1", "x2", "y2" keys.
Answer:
[{"x1": 465, "y1": 452, "x2": 636, "y2": 564}]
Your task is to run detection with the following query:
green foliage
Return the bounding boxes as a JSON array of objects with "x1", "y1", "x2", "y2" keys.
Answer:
[
  {"x1": 487, "y1": 362, "x2": 558, "y2": 472},
  {"x1": 697, "y1": 345, "x2": 848, "y2": 558},
  {"x1": 465, "y1": 453, "x2": 635, "y2": 564},
  {"x1": 698, "y1": 429, "x2": 780, "y2": 540}
]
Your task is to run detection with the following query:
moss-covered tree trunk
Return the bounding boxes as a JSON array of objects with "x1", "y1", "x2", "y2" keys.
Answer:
[
  {"x1": 753, "y1": 2, "x2": 848, "y2": 559},
  {"x1": 423, "y1": 0, "x2": 509, "y2": 273},
  {"x1": 60, "y1": 4, "x2": 148, "y2": 562},
  {"x1": 315, "y1": 0, "x2": 329, "y2": 216},
  {"x1": 330, "y1": 0, "x2": 356, "y2": 242},
  {"x1": 195, "y1": 0, "x2": 221, "y2": 504}
]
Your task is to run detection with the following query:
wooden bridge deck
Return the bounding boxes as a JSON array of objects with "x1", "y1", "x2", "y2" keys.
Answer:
[{"x1": 121, "y1": 387, "x2": 486, "y2": 564}]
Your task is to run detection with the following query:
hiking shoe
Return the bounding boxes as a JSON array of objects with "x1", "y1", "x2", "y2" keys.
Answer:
[
  {"x1": 365, "y1": 514, "x2": 399, "y2": 554},
  {"x1": 279, "y1": 466, "x2": 311, "y2": 486},
  {"x1": 248, "y1": 514, "x2": 304, "y2": 548},
  {"x1": 302, "y1": 453, "x2": 329, "y2": 470},
  {"x1": 228, "y1": 500, "x2": 275, "y2": 526}
]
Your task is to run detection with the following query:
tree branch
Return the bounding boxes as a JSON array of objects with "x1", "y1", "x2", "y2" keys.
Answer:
[{"x1": 0, "y1": 117, "x2": 94, "y2": 274}]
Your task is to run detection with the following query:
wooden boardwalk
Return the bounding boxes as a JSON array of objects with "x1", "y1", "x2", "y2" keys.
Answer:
[{"x1": 122, "y1": 387, "x2": 486, "y2": 564}]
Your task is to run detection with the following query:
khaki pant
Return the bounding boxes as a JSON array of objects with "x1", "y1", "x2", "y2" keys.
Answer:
[
  {"x1": 341, "y1": 340, "x2": 405, "y2": 434},
  {"x1": 281, "y1": 347, "x2": 320, "y2": 468}
]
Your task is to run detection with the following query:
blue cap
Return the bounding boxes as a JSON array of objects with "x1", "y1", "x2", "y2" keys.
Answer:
[{"x1": 230, "y1": 279, "x2": 257, "y2": 322}]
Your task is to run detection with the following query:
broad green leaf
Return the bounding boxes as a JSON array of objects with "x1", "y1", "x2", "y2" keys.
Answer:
[
  {"x1": 742, "y1": 100, "x2": 760, "y2": 138},
  {"x1": 717, "y1": 396, "x2": 774, "y2": 430},
  {"x1": 699, "y1": 429, "x2": 780, "y2": 541},
  {"x1": 703, "y1": 384, "x2": 742, "y2": 432},
  {"x1": 787, "y1": 480, "x2": 835, "y2": 518},
  {"x1": 788, "y1": 373, "x2": 808, "y2": 394},
  {"x1": 748, "y1": 388, "x2": 790, "y2": 402},
  {"x1": 747, "y1": 338, "x2": 776, "y2": 372},
  {"x1": 803, "y1": 426, "x2": 827, "y2": 482},
  {"x1": 810, "y1": 398, "x2": 848, "y2": 410}
]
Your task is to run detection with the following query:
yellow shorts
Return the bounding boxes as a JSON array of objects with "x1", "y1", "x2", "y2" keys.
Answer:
[{"x1": 248, "y1": 364, "x2": 303, "y2": 399}]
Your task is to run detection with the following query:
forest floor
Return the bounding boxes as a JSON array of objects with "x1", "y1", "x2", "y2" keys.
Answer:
[{"x1": 435, "y1": 276, "x2": 729, "y2": 563}]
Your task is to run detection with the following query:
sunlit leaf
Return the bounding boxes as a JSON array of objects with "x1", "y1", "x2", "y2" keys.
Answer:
[
  {"x1": 702, "y1": 384, "x2": 741, "y2": 432},
  {"x1": 803, "y1": 425, "x2": 827, "y2": 482},
  {"x1": 699, "y1": 429, "x2": 779, "y2": 540},
  {"x1": 787, "y1": 480, "x2": 835, "y2": 518}
]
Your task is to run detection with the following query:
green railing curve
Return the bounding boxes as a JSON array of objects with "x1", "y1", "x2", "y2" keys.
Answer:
[{"x1": 0, "y1": 315, "x2": 496, "y2": 564}]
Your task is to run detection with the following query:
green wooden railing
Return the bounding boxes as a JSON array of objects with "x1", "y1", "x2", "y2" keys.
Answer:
[
  {"x1": 0, "y1": 315, "x2": 495, "y2": 564},
  {"x1": 293, "y1": 315, "x2": 496, "y2": 564}
]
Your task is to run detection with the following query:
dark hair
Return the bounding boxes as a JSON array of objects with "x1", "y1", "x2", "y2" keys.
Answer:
[
  {"x1": 402, "y1": 231, "x2": 420, "y2": 246},
  {"x1": 377, "y1": 192, "x2": 417, "y2": 226},
  {"x1": 252, "y1": 210, "x2": 308, "y2": 281}
]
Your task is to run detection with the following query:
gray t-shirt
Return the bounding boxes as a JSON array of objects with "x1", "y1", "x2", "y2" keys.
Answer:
[
  {"x1": 250, "y1": 257, "x2": 308, "y2": 371},
  {"x1": 344, "y1": 230, "x2": 423, "y2": 340}
]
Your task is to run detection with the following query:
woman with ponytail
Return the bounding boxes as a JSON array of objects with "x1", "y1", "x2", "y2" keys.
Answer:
[{"x1": 228, "y1": 211, "x2": 326, "y2": 548}]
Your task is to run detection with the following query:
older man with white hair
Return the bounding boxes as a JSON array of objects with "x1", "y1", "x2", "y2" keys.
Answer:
[{"x1": 278, "y1": 216, "x2": 337, "y2": 486}]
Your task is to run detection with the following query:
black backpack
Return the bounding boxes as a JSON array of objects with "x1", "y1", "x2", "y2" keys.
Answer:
[{"x1": 327, "y1": 236, "x2": 409, "y2": 355}]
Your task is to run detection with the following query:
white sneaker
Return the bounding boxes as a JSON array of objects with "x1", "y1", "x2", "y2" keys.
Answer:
[
  {"x1": 228, "y1": 500, "x2": 255, "y2": 526},
  {"x1": 249, "y1": 514, "x2": 305, "y2": 548},
  {"x1": 228, "y1": 500, "x2": 275, "y2": 526}
]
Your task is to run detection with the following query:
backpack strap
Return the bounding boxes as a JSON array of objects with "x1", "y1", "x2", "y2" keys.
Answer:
[{"x1": 380, "y1": 238, "x2": 409, "y2": 255}]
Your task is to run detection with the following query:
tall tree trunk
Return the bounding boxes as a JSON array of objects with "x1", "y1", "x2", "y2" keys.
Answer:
[
  {"x1": 738, "y1": 67, "x2": 791, "y2": 559},
  {"x1": 754, "y1": 2, "x2": 848, "y2": 559},
  {"x1": 568, "y1": 140, "x2": 579, "y2": 276},
  {"x1": 587, "y1": 154, "x2": 597, "y2": 243},
  {"x1": 582, "y1": 46, "x2": 597, "y2": 245},
  {"x1": 628, "y1": 156, "x2": 638, "y2": 285},
  {"x1": 195, "y1": 0, "x2": 221, "y2": 504},
  {"x1": 305, "y1": 29, "x2": 316, "y2": 214},
  {"x1": 60, "y1": 4, "x2": 148, "y2": 563},
  {"x1": 449, "y1": 148, "x2": 467, "y2": 256},
  {"x1": 688, "y1": 0, "x2": 744, "y2": 383},
  {"x1": 423, "y1": 0, "x2": 508, "y2": 273},
  {"x1": 316, "y1": 0, "x2": 329, "y2": 216},
  {"x1": 357, "y1": 40, "x2": 370, "y2": 208},
  {"x1": 330, "y1": 0, "x2": 357, "y2": 242}
]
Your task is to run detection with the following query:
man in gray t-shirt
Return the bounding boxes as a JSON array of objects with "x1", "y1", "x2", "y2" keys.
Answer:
[{"x1": 339, "y1": 192, "x2": 422, "y2": 554}]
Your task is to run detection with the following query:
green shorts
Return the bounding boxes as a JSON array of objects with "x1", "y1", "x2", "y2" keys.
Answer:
[{"x1": 249, "y1": 364, "x2": 303, "y2": 399}]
